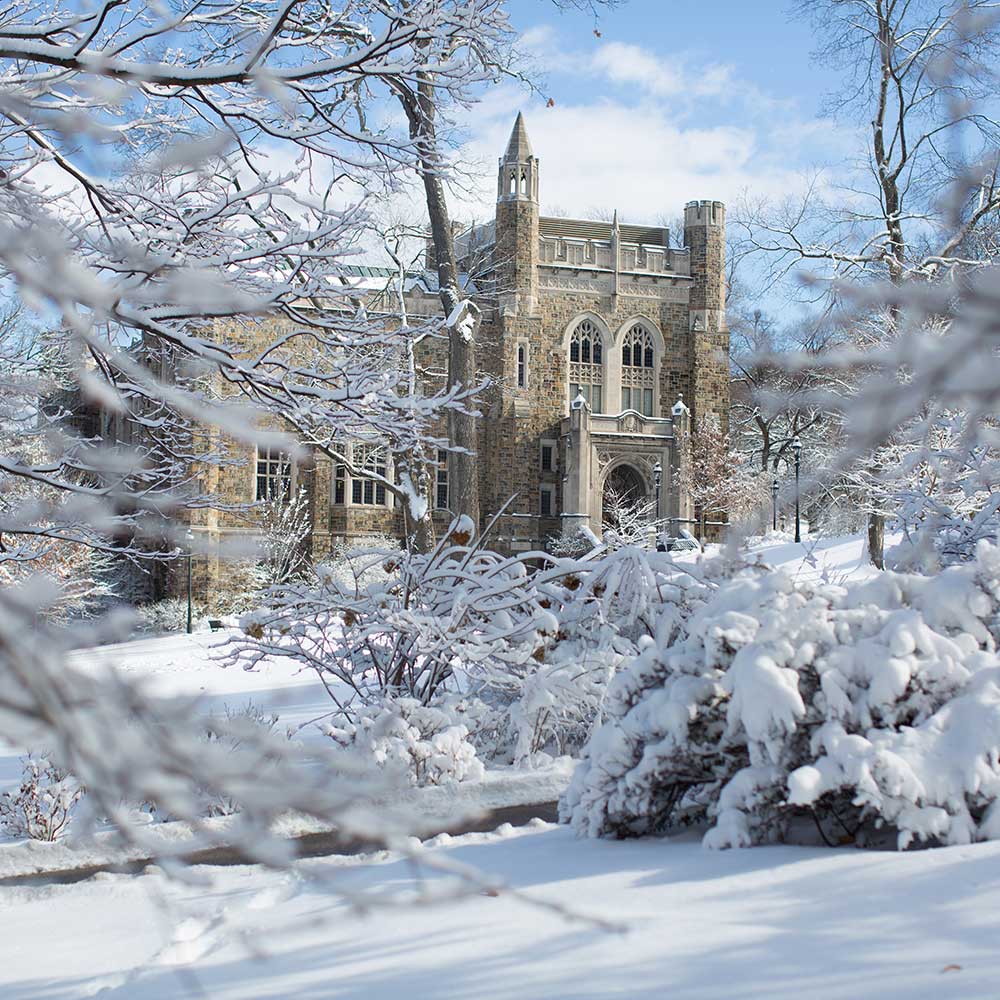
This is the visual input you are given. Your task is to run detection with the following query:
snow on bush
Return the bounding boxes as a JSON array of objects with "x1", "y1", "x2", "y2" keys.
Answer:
[
  {"x1": 198, "y1": 702, "x2": 283, "y2": 817},
  {"x1": 134, "y1": 598, "x2": 202, "y2": 634},
  {"x1": 321, "y1": 698, "x2": 484, "y2": 787},
  {"x1": 562, "y1": 540, "x2": 1000, "y2": 850},
  {"x1": 0, "y1": 753, "x2": 84, "y2": 841}
]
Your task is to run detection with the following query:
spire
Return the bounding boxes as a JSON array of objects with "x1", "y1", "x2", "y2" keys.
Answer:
[
  {"x1": 612, "y1": 209, "x2": 619, "y2": 230},
  {"x1": 505, "y1": 111, "x2": 533, "y2": 161}
]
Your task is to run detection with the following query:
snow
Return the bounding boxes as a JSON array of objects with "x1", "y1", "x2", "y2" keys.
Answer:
[
  {"x1": 1, "y1": 824, "x2": 998, "y2": 997},
  {"x1": 0, "y1": 534, "x2": 994, "y2": 996}
]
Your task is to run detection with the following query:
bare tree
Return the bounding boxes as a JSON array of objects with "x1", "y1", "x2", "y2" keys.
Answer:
[{"x1": 736, "y1": 0, "x2": 1000, "y2": 564}]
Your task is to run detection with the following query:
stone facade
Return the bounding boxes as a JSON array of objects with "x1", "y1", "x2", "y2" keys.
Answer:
[{"x1": 159, "y1": 113, "x2": 730, "y2": 601}]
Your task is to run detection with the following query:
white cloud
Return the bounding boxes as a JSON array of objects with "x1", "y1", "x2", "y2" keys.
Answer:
[
  {"x1": 448, "y1": 96, "x2": 848, "y2": 232},
  {"x1": 592, "y1": 42, "x2": 736, "y2": 101}
]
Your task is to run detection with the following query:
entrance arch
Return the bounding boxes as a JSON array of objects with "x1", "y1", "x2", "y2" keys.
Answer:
[{"x1": 601, "y1": 463, "x2": 648, "y2": 533}]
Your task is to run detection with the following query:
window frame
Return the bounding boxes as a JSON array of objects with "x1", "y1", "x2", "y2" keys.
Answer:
[
  {"x1": 539, "y1": 438, "x2": 557, "y2": 473},
  {"x1": 539, "y1": 483, "x2": 556, "y2": 518},
  {"x1": 255, "y1": 446, "x2": 293, "y2": 502}
]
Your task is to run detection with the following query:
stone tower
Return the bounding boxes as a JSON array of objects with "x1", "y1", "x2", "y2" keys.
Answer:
[
  {"x1": 494, "y1": 111, "x2": 539, "y2": 316},
  {"x1": 684, "y1": 200, "x2": 730, "y2": 430}
]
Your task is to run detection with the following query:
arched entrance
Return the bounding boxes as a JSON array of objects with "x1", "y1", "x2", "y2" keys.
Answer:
[{"x1": 601, "y1": 463, "x2": 649, "y2": 533}]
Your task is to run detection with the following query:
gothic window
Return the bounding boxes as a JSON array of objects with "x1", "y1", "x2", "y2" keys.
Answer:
[
  {"x1": 435, "y1": 449, "x2": 449, "y2": 510},
  {"x1": 568, "y1": 319, "x2": 604, "y2": 412},
  {"x1": 621, "y1": 324, "x2": 657, "y2": 417},
  {"x1": 351, "y1": 444, "x2": 387, "y2": 506},
  {"x1": 517, "y1": 341, "x2": 527, "y2": 389},
  {"x1": 256, "y1": 446, "x2": 291, "y2": 501}
]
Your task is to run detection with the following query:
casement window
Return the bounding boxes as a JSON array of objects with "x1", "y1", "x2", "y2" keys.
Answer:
[
  {"x1": 435, "y1": 449, "x2": 449, "y2": 510},
  {"x1": 540, "y1": 439, "x2": 556, "y2": 473},
  {"x1": 256, "y1": 446, "x2": 292, "y2": 501},
  {"x1": 351, "y1": 444, "x2": 387, "y2": 506},
  {"x1": 621, "y1": 324, "x2": 656, "y2": 417},
  {"x1": 568, "y1": 319, "x2": 604, "y2": 412},
  {"x1": 540, "y1": 484, "x2": 556, "y2": 518},
  {"x1": 334, "y1": 464, "x2": 346, "y2": 505}
]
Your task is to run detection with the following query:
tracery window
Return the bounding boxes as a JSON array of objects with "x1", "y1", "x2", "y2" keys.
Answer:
[
  {"x1": 568, "y1": 319, "x2": 604, "y2": 412},
  {"x1": 621, "y1": 324, "x2": 656, "y2": 416}
]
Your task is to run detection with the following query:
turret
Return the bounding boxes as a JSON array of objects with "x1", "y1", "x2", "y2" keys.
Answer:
[
  {"x1": 494, "y1": 112, "x2": 539, "y2": 315},
  {"x1": 683, "y1": 199, "x2": 729, "y2": 434}
]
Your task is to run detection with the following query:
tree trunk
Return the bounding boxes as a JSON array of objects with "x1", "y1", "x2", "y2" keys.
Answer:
[
  {"x1": 868, "y1": 511, "x2": 885, "y2": 570},
  {"x1": 403, "y1": 73, "x2": 480, "y2": 529}
]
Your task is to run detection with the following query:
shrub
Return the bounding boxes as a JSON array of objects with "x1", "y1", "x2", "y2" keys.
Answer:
[
  {"x1": 0, "y1": 753, "x2": 84, "y2": 841},
  {"x1": 562, "y1": 541, "x2": 1000, "y2": 850},
  {"x1": 199, "y1": 701, "x2": 282, "y2": 817},
  {"x1": 135, "y1": 598, "x2": 207, "y2": 634},
  {"x1": 321, "y1": 697, "x2": 484, "y2": 787}
]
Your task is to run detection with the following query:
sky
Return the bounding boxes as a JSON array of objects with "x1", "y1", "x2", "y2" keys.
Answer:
[{"x1": 448, "y1": 0, "x2": 860, "y2": 237}]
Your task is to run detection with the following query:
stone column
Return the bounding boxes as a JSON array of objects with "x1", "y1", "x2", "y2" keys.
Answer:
[{"x1": 561, "y1": 395, "x2": 592, "y2": 538}]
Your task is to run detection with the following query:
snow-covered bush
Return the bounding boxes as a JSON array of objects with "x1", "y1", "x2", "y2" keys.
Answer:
[
  {"x1": 466, "y1": 545, "x2": 708, "y2": 766},
  {"x1": 563, "y1": 541, "x2": 1000, "y2": 850},
  {"x1": 236, "y1": 518, "x2": 555, "y2": 708},
  {"x1": 135, "y1": 598, "x2": 207, "y2": 634},
  {"x1": 199, "y1": 701, "x2": 282, "y2": 817},
  {"x1": 0, "y1": 753, "x2": 84, "y2": 841},
  {"x1": 321, "y1": 697, "x2": 484, "y2": 787}
]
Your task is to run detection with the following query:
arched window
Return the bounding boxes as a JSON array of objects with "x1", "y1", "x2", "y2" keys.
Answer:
[
  {"x1": 568, "y1": 319, "x2": 604, "y2": 412},
  {"x1": 621, "y1": 324, "x2": 656, "y2": 416}
]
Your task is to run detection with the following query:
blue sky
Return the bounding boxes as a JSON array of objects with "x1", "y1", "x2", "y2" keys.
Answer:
[{"x1": 450, "y1": 1, "x2": 859, "y2": 232}]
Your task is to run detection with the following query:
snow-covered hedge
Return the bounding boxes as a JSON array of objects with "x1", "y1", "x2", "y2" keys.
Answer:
[
  {"x1": 562, "y1": 541, "x2": 1000, "y2": 850},
  {"x1": 321, "y1": 698, "x2": 485, "y2": 787}
]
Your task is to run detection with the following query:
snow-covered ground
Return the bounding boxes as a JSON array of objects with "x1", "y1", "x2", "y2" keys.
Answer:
[
  {"x1": 1, "y1": 531, "x2": 990, "y2": 999},
  {"x1": 2, "y1": 822, "x2": 996, "y2": 998}
]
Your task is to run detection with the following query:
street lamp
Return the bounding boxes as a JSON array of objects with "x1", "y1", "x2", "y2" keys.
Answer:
[
  {"x1": 653, "y1": 460, "x2": 664, "y2": 551},
  {"x1": 791, "y1": 437, "x2": 802, "y2": 543},
  {"x1": 185, "y1": 528, "x2": 194, "y2": 634},
  {"x1": 771, "y1": 477, "x2": 779, "y2": 532}
]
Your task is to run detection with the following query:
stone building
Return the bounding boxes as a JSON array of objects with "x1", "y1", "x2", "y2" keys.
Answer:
[{"x1": 159, "y1": 113, "x2": 730, "y2": 599}]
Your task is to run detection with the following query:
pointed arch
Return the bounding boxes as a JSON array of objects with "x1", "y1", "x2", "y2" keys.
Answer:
[
  {"x1": 564, "y1": 313, "x2": 612, "y2": 414},
  {"x1": 615, "y1": 316, "x2": 664, "y2": 417}
]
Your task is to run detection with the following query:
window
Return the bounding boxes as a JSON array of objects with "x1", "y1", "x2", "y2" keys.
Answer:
[
  {"x1": 351, "y1": 445, "x2": 387, "y2": 506},
  {"x1": 256, "y1": 446, "x2": 291, "y2": 501},
  {"x1": 334, "y1": 464, "x2": 346, "y2": 505},
  {"x1": 621, "y1": 324, "x2": 657, "y2": 417},
  {"x1": 517, "y1": 342, "x2": 527, "y2": 389},
  {"x1": 435, "y1": 449, "x2": 449, "y2": 510},
  {"x1": 540, "y1": 484, "x2": 556, "y2": 518},
  {"x1": 540, "y1": 439, "x2": 556, "y2": 473},
  {"x1": 568, "y1": 319, "x2": 604, "y2": 412}
]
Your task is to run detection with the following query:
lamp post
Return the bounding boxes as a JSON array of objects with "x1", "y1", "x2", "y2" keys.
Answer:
[
  {"x1": 771, "y1": 477, "x2": 779, "y2": 532},
  {"x1": 791, "y1": 437, "x2": 802, "y2": 543},
  {"x1": 185, "y1": 528, "x2": 193, "y2": 634},
  {"x1": 653, "y1": 460, "x2": 664, "y2": 551}
]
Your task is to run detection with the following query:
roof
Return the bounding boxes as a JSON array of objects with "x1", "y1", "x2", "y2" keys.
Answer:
[
  {"x1": 504, "y1": 111, "x2": 534, "y2": 161},
  {"x1": 539, "y1": 216, "x2": 669, "y2": 247},
  {"x1": 332, "y1": 267, "x2": 477, "y2": 295}
]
